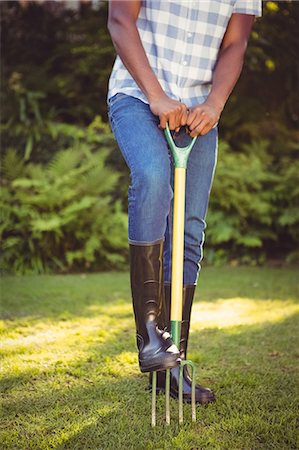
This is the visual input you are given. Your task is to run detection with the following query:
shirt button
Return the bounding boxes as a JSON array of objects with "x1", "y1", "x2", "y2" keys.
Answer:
[
  {"x1": 182, "y1": 60, "x2": 187, "y2": 66},
  {"x1": 187, "y1": 32, "x2": 192, "y2": 38}
]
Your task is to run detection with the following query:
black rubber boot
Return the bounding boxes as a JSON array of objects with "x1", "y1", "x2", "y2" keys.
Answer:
[
  {"x1": 130, "y1": 241, "x2": 180, "y2": 373},
  {"x1": 150, "y1": 284, "x2": 215, "y2": 403}
]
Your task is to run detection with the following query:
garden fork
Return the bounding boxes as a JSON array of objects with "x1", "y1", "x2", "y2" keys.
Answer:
[{"x1": 151, "y1": 124, "x2": 197, "y2": 426}]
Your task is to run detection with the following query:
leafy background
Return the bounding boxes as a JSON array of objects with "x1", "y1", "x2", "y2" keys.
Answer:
[{"x1": 1, "y1": 0, "x2": 298, "y2": 274}]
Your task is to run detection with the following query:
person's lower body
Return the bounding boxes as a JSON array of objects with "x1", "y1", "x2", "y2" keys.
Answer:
[{"x1": 108, "y1": 93, "x2": 217, "y2": 399}]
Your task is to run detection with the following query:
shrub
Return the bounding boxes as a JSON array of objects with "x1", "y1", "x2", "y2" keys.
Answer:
[
  {"x1": 1, "y1": 142, "x2": 128, "y2": 274},
  {"x1": 205, "y1": 139, "x2": 299, "y2": 265}
]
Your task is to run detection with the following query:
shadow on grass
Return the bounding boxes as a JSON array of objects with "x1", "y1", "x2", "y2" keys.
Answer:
[
  {"x1": 60, "y1": 314, "x2": 299, "y2": 449},
  {"x1": 2, "y1": 268, "x2": 299, "y2": 448},
  {"x1": 2, "y1": 313, "x2": 299, "y2": 449},
  {"x1": 1, "y1": 314, "x2": 137, "y2": 392}
]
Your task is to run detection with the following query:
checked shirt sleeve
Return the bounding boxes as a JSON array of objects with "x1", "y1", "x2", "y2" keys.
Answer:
[{"x1": 233, "y1": 0, "x2": 262, "y2": 17}]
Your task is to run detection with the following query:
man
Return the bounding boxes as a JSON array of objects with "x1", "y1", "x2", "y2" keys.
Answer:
[{"x1": 107, "y1": 0, "x2": 262, "y2": 404}]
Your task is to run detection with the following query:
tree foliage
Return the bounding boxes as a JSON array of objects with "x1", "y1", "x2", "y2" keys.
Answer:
[
  {"x1": 206, "y1": 140, "x2": 299, "y2": 265},
  {"x1": 1, "y1": 1, "x2": 298, "y2": 271},
  {"x1": 0, "y1": 120, "x2": 128, "y2": 274}
]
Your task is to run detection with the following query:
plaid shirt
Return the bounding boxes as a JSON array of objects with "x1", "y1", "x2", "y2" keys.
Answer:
[{"x1": 108, "y1": 0, "x2": 262, "y2": 107}]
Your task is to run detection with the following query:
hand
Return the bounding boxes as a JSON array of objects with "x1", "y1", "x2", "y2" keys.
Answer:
[
  {"x1": 149, "y1": 95, "x2": 188, "y2": 132},
  {"x1": 186, "y1": 100, "x2": 223, "y2": 137}
]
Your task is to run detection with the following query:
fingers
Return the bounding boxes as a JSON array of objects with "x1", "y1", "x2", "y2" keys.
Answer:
[
  {"x1": 160, "y1": 103, "x2": 188, "y2": 131},
  {"x1": 168, "y1": 113, "x2": 177, "y2": 131},
  {"x1": 187, "y1": 114, "x2": 205, "y2": 137},
  {"x1": 186, "y1": 106, "x2": 204, "y2": 129},
  {"x1": 189, "y1": 119, "x2": 210, "y2": 137},
  {"x1": 154, "y1": 97, "x2": 219, "y2": 135},
  {"x1": 187, "y1": 104, "x2": 217, "y2": 137},
  {"x1": 159, "y1": 112, "x2": 167, "y2": 130},
  {"x1": 180, "y1": 107, "x2": 189, "y2": 127},
  {"x1": 162, "y1": 107, "x2": 213, "y2": 136}
]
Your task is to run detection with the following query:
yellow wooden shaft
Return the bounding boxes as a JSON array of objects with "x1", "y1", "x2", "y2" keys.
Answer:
[{"x1": 171, "y1": 167, "x2": 186, "y2": 322}]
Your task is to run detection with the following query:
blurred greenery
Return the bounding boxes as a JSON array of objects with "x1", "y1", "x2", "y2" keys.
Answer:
[
  {"x1": 1, "y1": 1, "x2": 298, "y2": 273},
  {"x1": 0, "y1": 118, "x2": 128, "y2": 274}
]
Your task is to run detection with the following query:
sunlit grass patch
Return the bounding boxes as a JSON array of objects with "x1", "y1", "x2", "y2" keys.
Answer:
[
  {"x1": 1, "y1": 267, "x2": 298, "y2": 449},
  {"x1": 192, "y1": 297, "x2": 299, "y2": 329}
]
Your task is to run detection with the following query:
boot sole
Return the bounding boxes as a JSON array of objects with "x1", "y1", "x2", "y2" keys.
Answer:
[{"x1": 139, "y1": 355, "x2": 180, "y2": 373}]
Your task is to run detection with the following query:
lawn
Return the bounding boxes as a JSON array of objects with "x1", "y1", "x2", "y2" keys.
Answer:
[{"x1": 1, "y1": 267, "x2": 299, "y2": 449}]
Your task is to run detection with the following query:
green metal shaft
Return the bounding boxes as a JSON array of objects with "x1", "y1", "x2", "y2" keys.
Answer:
[{"x1": 170, "y1": 320, "x2": 181, "y2": 349}]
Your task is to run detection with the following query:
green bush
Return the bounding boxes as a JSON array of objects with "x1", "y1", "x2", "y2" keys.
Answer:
[
  {"x1": 205, "y1": 139, "x2": 299, "y2": 265},
  {"x1": 1, "y1": 141, "x2": 128, "y2": 275},
  {"x1": 1, "y1": 1, "x2": 298, "y2": 268},
  {"x1": 2, "y1": 133, "x2": 298, "y2": 273}
]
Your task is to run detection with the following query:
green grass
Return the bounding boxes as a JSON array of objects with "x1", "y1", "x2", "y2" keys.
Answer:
[{"x1": 1, "y1": 267, "x2": 299, "y2": 449}]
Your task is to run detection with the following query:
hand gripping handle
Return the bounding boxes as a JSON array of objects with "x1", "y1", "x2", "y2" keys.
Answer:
[{"x1": 164, "y1": 124, "x2": 197, "y2": 168}]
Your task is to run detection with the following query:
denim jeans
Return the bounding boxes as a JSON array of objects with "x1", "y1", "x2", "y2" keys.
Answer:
[{"x1": 108, "y1": 93, "x2": 218, "y2": 285}]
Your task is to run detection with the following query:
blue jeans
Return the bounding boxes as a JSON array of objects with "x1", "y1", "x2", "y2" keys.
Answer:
[{"x1": 108, "y1": 93, "x2": 218, "y2": 285}]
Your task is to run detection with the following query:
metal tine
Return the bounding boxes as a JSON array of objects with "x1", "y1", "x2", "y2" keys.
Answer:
[
  {"x1": 179, "y1": 363, "x2": 184, "y2": 424},
  {"x1": 178, "y1": 360, "x2": 196, "y2": 424},
  {"x1": 165, "y1": 368, "x2": 170, "y2": 425},
  {"x1": 151, "y1": 371, "x2": 157, "y2": 427},
  {"x1": 190, "y1": 363, "x2": 196, "y2": 422},
  {"x1": 185, "y1": 360, "x2": 196, "y2": 422},
  {"x1": 151, "y1": 369, "x2": 172, "y2": 426},
  {"x1": 152, "y1": 362, "x2": 196, "y2": 426}
]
